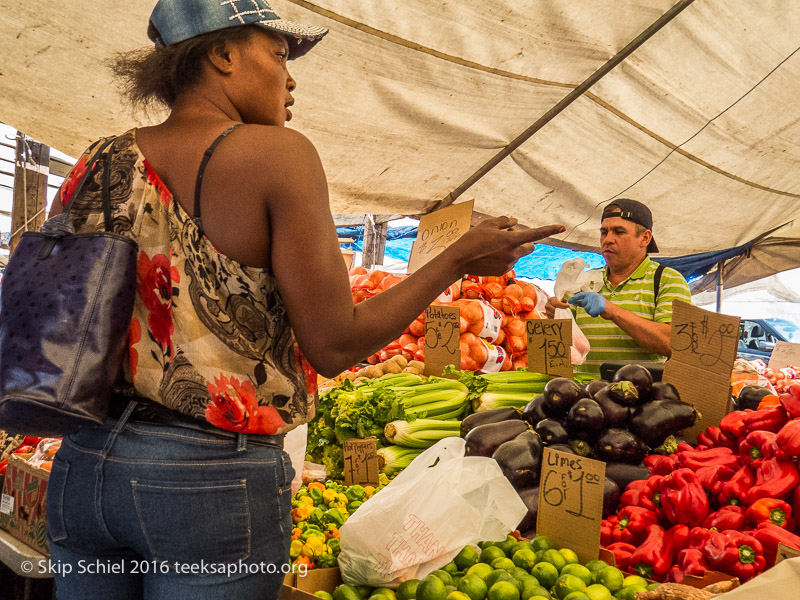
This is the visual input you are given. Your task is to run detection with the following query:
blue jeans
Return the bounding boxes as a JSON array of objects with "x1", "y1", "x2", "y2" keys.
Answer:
[{"x1": 46, "y1": 411, "x2": 294, "y2": 599}]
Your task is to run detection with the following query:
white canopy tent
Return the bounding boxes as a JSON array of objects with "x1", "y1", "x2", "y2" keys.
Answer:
[{"x1": 1, "y1": 0, "x2": 799, "y2": 286}]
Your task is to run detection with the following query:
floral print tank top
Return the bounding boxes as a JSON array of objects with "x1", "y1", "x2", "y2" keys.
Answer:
[{"x1": 59, "y1": 129, "x2": 317, "y2": 435}]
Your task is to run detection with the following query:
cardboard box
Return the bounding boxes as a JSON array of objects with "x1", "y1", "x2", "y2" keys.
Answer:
[
  {"x1": 282, "y1": 567, "x2": 342, "y2": 600},
  {"x1": 0, "y1": 453, "x2": 50, "y2": 555}
]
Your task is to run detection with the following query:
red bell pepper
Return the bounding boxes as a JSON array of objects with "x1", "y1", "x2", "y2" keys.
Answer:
[
  {"x1": 606, "y1": 542, "x2": 637, "y2": 572},
  {"x1": 741, "y1": 405, "x2": 789, "y2": 435},
  {"x1": 629, "y1": 524, "x2": 673, "y2": 581},
  {"x1": 695, "y1": 464, "x2": 736, "y2": 498},
  {"x1": 619, "y1": 479, "x2": 659, "y2": 513},
  {"x1": 676, "y1": 548, "x2": 709, "y2": 580},
  {"x1": 745, "y1": 497, "x2": 793, "y2": 529},
  {"x1": 667, "y1": 524, "x2": 691, "y2": 555},
  {"x1": 660, "y1": 468, "x2": 710, "y2": 527},
  {"x1": 720, "y1": 410, "x2": 752, "y2": 439},
  {"x1": 703, "y1": 530, "x2": 766, "y2": 581},
  {"x1": 702, "y1": 505, "x2": 746, "y2": 531},
  {"x1": 643, "y1": 453, "x2": 677, "y2": 476},
  {"x1": 676, "y1": 447, "x2": 740, "y2": 472},
  {"x1": 738, "y1": 430, "x2": 778, "y2": 467},
  {"x1": 793, "y1": 486, "x2": 800, "y2": 525},
  {"x1": 697, "y1": 426, "x2": 738, "y2": 451},
  {"x1": 780, "y1": 383, "x2": 800, "y2": 418},
  {"x1": 744, "y1": 457, "x2": 800, "y2": 504},
  {"x1": 718, "y1": 464, "x2": 756, "y2": 506},
  {"x1": 752, "y1": 521, "x2": 800, "y2": 565},
  {"x1": 601, "y1": 516, "x2": 619, "y2": 547},
  {"x1": 615, "y1": 505, "x2": 660, "y2": 545},
  {"x1": 775, "y1": 418, "x2": 800, "y2": 459},
  {"x1": 686, "y1": 526, "x2": 716, "y2": 550}
]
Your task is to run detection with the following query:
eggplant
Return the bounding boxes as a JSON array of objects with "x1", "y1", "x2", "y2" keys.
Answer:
[
  {"x1": 603, "y1": 478, "x2": 621, "y2": 519},
  {"x1": 460, "y1": 407, "x2": 522, "y2": 438},
  {"x1": 594, "y1": 428, "x2": 649, "y2": 465},
  {"x1": 542, "y1": 377, "x2": 583, "y2": 416},
  {"x1": 534, "y1": 418, "x2": 569, "y2": 445},
  {"x1": 464, "y1": 419, "x2": 530, "y2": 457},
  {"x1": 492, "y1": 431, "x2": 544, "y2": 489},
  {"x1": 547, "y1": 443, "x2": 576, "y2": 455},
  {"x1": 613, "y1": 364, "x2": 653, "y2": 403},
  {"x1": 522, "y1": 394, "x2": 549, "y2": 426},
  {"x1": 604, "y1": 462, "x2": 651, "y2": 490},
  {"x1": 515, "y1": 486, "x2": 540, "y2": 537},
  {"x1": 565, "y1": 398, "x2": 605, "y2": 442},
  {"x1": 737, "y1": 385, "x2": 775, "y2": 411},
  {"x1": 585, "y1": 379, "x2": 608, "y2": 398},
  {"x1": 593, "y1": 385, "x2": 631, "y2": 428},
  {"x1": 650, "y1": 381, "x2": 681, "y2": 403},
  {"x1": 608, "y1": 380, "x2": 640, "y2": 407},
  {"x1": 629, "y1": 400, "x2": 698, "y2": 448}
]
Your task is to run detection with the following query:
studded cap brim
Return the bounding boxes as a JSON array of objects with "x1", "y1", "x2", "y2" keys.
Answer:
[{"x1": 255, "y1": 19, "x2": 328, "y2": 59}]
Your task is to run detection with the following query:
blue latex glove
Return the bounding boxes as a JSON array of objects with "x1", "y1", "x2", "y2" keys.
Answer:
[{"x1": 568, "y1": 291, "x2": 607, "y2": 317}]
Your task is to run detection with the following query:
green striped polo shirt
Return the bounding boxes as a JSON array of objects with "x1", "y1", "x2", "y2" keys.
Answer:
[{"x1": 568, "y1": 256, "x2": 692, "y2": 377}]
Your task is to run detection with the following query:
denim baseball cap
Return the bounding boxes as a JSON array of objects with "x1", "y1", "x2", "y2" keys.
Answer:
[
  {"x1": 149, "y1": 0, "x2": 328, "y2": 59},
  {"x1": 601, "y1": 198, "x2": 660, "y2": 253}
]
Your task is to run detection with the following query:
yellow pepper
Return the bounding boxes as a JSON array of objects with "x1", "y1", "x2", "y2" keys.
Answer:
[
  {"x1": 330, "y1": 501, "x2": 349, "y2": 513},
  {"x1": 291, "y1": 505, "x2": 314, "y2": 523},
  {"x1": 322, "y1": 489, "x2": 337, "y2": 505},
  {"x1": 301, "y1": 536, "x2": 327, "y2": 558},
  {"x1": 364, "y1": 485, "x2": 376, "y2": 499},
  {"x1": 289, "y1": 539, "x2": 304, "y2": 560},
  {"x1": 335, "y1": 493, "x2": 348, "y2": 505},
  {"x1": 297, "y1": 495, "x2": 315, "y2": 507}
]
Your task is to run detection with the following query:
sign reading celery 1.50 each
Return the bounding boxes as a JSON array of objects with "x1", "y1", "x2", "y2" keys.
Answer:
[
  {"x1": 537, "y1": 448, "x2": 605, "y2": 564},
  {"x1": 526, "y1": 318, "x2": 572, "y2": 378},
  {"x1": 424, "y1": 305, "x2": 461, "y2": 376}
]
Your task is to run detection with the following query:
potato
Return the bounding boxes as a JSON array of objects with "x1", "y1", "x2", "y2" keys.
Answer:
[
  {"x1": 409, "y1": 360, "x2": 425, "y2": 371},
  {"x1": 389, "y1": 355, "x2": 408, "y2": 369},
  {"x1": 403, "y1": 366, "x2": 422, "y2": 374},
  {"x1": 363, "y1": 365, "x2": 384, "y2": 379},
  {"x1": 382, "y1": 360, "x2": 402, "y2": 374}
]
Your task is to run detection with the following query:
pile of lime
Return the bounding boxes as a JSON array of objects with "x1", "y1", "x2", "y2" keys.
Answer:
[{"x1": 317, "y1": 535, "x2": 657, "y2": 600}]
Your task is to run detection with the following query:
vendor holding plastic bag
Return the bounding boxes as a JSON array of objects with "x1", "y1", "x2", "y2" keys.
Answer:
[{"x1": 546, "y1": 199, "x2": 691, "y2": 377}]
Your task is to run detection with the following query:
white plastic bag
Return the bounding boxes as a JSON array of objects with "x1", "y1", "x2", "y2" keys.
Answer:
[
  {"x1": 284, "y1": 423, "x2": 308, "y2": 495},
  {"x1": 337, "y1": 438, "x2": 527, "y2": 587},
  {"x1": 552, "y1": 258, "x2": 593, "y2": 365}
]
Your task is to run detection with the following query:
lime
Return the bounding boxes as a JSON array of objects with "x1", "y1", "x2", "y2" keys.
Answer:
[
  {"x1": 488, "y1": 581, "x2": 521, "y2": 600},
  {"x1": 432, "y1": 571, "x2": 455, "y2": 587},
  {"x1": 445, "y1": 586, "x2": 457, "y2": 596},
  {"x1": 397, "y1": 580, "x2": 420, "y2": 600},
  {"x1": 481, "y1": 547, "x2": 508, "y2": 565},
  {"x1": 615, "y1": 585, "x2": 647, "y2": 600},
  {"x1": 333, "y1": 585, "x2": 363, "y2": 600},
  {"x1": 562, "y1": 593, "x2": 590, "y2": 600},
  {"x1": 315, "y1": 593, "x2": 334, "y2": 600},
  {"x1": 559, "y1": 565, "x2": 592, "y2": 587},
  {"x1": 357, "y1": 586, "x2": 374, "y2": 599},
  {"x1": 486, "y1": 571, "x2": 520, "y2": 592},
  {"x1": 457, "y1": 574, "x2": 489, "y2": 600},
  {"x1": 497, "y1": 536, "x2": 518, "y2": 557},
  {"x1": 646, "y1": 583, "x2": 659, "y2": 591},
  {"x1": 540, "y1": 549, "x2": 567, "y2": 573},
  {"x1": 530, "y1": 536, "x2": 554, "y2": 553},
  {"x1": 508, "y1": 568, "x2": 531, "y2": 584},
  {"x1": 417, "y1": 575, "x2": 448, "y2": 600},
  {"x1": 553, "y1": 574, "x2": 587, "y2": 600},
  {"x1": 583, "y1": 584, "x2": 612, "y2": 600},
  {"x1": 520, "y1": 581, "x2": 549, "y2": 600},
  {"x1": 491, "y1": 558, "x2": 517, "y2": 571},
  {"x1": 466, "y1": 563, "x2": 495, "y2": 581},
  {"x1": 528, "y1": 597, "x2": 551, "y2": 600},
  {"x1": 447, "y1": 592, "x2": 473, "y2": 600},
  {"x1": 510, "y1": 541, "x2": 533, "y2": 556},
  {"x1": 583, "y1": 560, "x2": 608, "y2": 575},
  {"x1": 371, "y1": 590, "x2": 397, "y2": 600},
  {"x1": 593, "y1": 566, "x2": 624, "y2": 592},
  {"x1": 558, "y1": 549, "x2": 579, "y2": 566},
  {"x1": 512, "y1": 549, "x2": 537, "y2": 572},
  {"x1": 529, "y1": 562, "x2": 559, "y2": 590},
  {"x1": 622, "y1": 575, "x2": 648, "y2": 589},
  {"x1": 442, "y1": 562, "x2": 460, "y2": 576},
  {"x1": 455, "y1": 546, "x2": 481, "y2": 571}
]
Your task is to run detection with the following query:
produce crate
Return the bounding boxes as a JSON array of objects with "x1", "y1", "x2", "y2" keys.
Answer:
[
  {"x1": 282, "y1": 567, "x2": 342, "y2": 600},
  {"x1": 0, "y1": 454, "x2": 50, "y2": 555}
]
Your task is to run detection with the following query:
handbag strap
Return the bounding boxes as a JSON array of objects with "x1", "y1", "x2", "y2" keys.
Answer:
[
  {"x1": 101, "y1": 141, "x2": 116, "y2": 232},
  {"x1": 62, "y1": 136, "x2": 117, "y2": 222}
]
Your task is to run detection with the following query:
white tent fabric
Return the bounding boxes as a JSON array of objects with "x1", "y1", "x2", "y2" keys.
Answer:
[{"x1": 1, "y1": 1, "x2": 799, "y2": 283}]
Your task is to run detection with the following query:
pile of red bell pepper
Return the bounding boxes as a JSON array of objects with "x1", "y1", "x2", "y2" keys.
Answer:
[{"x1": 601, "y1": 392, "x2": 800, "y2": 584}]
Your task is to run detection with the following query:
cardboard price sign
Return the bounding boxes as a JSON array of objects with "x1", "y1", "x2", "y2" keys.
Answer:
[
  {"x1": 775, "y1": 542, "x2": 800, "y2": 565},
  {"x1": 343, "y1": 437, "x2": 379, "y2": 486},
  {"x1": 526, "y1": 319, "x2": 573, "y2": 378},
  {"x1": 663, "y1": 301, "x2": 740, "y2": 443},
  {"x1": 407, "y1": 200, "x2": 474, "y2": 273},
  {"x1": 537, "y1": 448, "x2": 605, "y2": 564},
  {"x1": 769, "y1": 341, "x2": 800, "y2": 369},
  {"x1": 424, "y1": 305, "x2": 461, "y2": 376}
]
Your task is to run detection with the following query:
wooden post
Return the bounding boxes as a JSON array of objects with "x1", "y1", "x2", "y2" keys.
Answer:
[
  {"x1": 10, "y1": 134, "x2": 49, "y2": 254},
  {"x1": 362, "y1": 218, "x2": 387, "y2": 269}
]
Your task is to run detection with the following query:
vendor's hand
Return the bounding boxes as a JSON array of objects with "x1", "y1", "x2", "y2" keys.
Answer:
[
  {"x1": 545, "y1": 295, "x2": 569, "y2": 318},
  {"x1": 568, "y1": 291, "x2": 607, "y2": 318}
]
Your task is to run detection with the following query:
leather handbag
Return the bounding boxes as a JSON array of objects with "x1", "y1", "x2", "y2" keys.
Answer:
[{"x1": 0, "y1": 137, "x2": 138, "y2": 436}]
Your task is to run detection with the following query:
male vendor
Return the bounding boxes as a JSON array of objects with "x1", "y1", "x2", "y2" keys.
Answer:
[{"x1": 546, "y1": 199, "x2": 691, "y2": 377}]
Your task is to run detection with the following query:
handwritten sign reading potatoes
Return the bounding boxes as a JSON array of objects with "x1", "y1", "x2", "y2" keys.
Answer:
[
  {"x1": 664, "y1": 301, "x2": 740, "y2": 443},
  {"x1": 424, "y1": 305, "x2": 461, "y2": 376},
  {"x1": 527, "y1": 319, "x2": 573, "y2": 378},
  {"x1": 537, "y1": 448, "x2": 605, "y2": 564},
  {"x1": 407, "y1": 200, "x2": 474, "y2": 273},
  {"x1": 343, "y1": 437, "x2": 379, "y2": 486}
]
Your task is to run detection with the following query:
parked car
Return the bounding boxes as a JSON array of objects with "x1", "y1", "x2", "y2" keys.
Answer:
[{"x1": 738, "y1": 317, "x2": 800, "y2": 361}]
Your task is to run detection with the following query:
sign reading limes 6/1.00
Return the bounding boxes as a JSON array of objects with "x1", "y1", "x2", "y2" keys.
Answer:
[{"x1": 537, "y1": 447, "x2": 605, "y2": 564}]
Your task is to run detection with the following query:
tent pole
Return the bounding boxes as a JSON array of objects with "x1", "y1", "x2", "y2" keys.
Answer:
[
  {"x1": 432, "y1": 0, "x2": 698, "y2": 211},
  {"x1": 716, "y1": 261, "x2": 724, "y2": 313}
]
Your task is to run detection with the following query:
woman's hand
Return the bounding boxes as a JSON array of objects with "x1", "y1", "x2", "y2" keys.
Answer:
[{"x1": 545, "y1": 295, "x2": 570, "y2": 318}]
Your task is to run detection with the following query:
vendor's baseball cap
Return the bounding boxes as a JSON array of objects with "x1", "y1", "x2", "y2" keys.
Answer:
[
  {"x1": 601, "y1": 198, "x2": 660, "y2": 253},
  {"x1": 148, "y1": 0, "x2": 328, "y2": 59}
]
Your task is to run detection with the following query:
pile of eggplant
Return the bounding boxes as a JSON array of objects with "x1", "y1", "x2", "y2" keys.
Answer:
[{"x1": 459, "y1": 364, "x2": 698, "y2": 537}]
